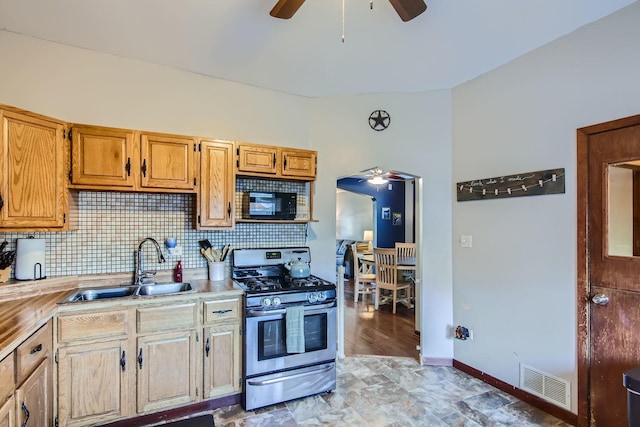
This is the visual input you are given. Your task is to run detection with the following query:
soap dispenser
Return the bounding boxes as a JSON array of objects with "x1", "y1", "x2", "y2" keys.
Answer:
[{"x1": 174, "y1": 260, "x2": 183, "y2": 283}]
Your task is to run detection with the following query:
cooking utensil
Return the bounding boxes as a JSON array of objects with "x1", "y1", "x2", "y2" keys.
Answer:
[
  {"x1": 198, "y1": 240, "x2": 212, "y2": 250},
  {"x1": 220, "y1": 244, "x2": 231, "y2": 261}
]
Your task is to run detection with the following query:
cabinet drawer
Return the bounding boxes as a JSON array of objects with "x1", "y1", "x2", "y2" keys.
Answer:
[
  {"x1": 0, "y1": 353, "x2": 14, "y2": 401},
  {"x1": 15, "y1": 321, "x2": 52, "y2": 384},
  {"x1": 204, "y1": 298, "x2": 240, "y2": 324},
  {"x1": 58, "y1": 310, "x2": 129, "y2": 343},
  {"x1": 137, "y1": 303, "x2": 197, "y2": 334}
]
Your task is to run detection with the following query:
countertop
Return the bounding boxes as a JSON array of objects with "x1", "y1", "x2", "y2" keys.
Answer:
[{"x1": 0, "y1": 269, "x2": 243, "y2": 361}]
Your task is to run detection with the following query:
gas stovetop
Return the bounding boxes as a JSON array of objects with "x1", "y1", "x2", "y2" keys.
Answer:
[{"x1": 232, "y1": 247, "x2": 336, "y2": 296}]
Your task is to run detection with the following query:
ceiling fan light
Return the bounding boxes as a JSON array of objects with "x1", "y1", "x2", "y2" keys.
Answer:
[{"x1": 368, "y1": 176, "x2": 388, "y2": 185}]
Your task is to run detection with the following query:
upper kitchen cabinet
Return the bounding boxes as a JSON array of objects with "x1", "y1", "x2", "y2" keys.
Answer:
[
  {"x1": 70, "y1": 125, "x2": 136, "y2": 189},
  {"x1": 0, "y1": 108, "x2": 70, "y2": 231},
  {"x1": 236, "y1": 143, "x2": 316, "y2": 181},
  {"x1": 69, "y1": 126, "x2": 197, "y2": 193},
  {"x1": 197, "y1": 139, "x2": 235, "y2": 229}
]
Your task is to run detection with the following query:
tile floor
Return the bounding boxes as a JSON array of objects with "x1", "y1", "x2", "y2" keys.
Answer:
[{"x1": 211, "y1": 356, "x2": 572, "y2": 427}]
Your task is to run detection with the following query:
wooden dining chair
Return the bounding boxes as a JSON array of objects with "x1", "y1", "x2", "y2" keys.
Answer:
[
  {"x1": 373, "y1": 248, "x2": 412, "y2": 314},
  {"x1": 351, "y1": 243, "x2": 376, "y2": 303}
]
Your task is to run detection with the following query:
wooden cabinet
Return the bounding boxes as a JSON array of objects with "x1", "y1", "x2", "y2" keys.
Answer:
[
  {"x1": 236, "y1": 143, "x2": 316, "y2": 180},
  {"x1": 135, "y1": 302, "x2": 198, "y2": 413},
  {"x1": 69, "y1": 126, "x2": 197, "y2": 193},
  {"x1": 202, "y1": 297, "x2": 241, "y2": 399},
  {"x1": 56, "y1": 309, "x2": 133, "y2": 427},
  {"x1": 197, "y1": 139, "x2": 235, "y2": 229},
  {"x1": 0, "y1": 321, "x2": 52, "y2": 427},
  {"x1": 0, "y1": 108, "x2": 68, "y2": 230},
  {"x1": 70, "y1": 125, "x2": 136, "y2": 189}
]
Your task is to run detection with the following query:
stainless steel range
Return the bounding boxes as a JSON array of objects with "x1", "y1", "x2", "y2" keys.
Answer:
[{"x1": 233, "y1": 247, "x2": 337, "y2": 411}]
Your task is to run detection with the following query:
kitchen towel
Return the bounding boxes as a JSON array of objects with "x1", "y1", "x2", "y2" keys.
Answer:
[
  {"x1": 286, "y1": 305, "x2": 305, "y2": 354},
  {"x1": 15, "y1": 237, "x2": 46, "y2": 280}
]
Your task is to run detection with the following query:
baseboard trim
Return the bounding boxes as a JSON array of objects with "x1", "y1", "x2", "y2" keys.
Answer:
[
  {"x1": 102, "y1": 393, "x2": 242, "y2": 427},
  {"x1": 453, "y1": 360, "x2": 577, "y2": 426}
]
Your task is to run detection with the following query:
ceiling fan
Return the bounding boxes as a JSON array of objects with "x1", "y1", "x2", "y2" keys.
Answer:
[
  {"x1": 358, "y1": 167, "x2": 404, "y2": 185},
  {"x1": 270, "y1": 0, "x2": 427, "y2": 22}
]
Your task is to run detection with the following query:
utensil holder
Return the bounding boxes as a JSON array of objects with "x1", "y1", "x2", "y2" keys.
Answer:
[
  {"x1": 208, "y1": 261, "x2": 225, "y2": 281},
  {"x1": 0, "y1": 267, "x2": 11, "y2": 283}
]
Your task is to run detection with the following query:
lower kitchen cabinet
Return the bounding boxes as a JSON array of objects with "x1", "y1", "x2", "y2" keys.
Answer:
[
  {"x1": 0, "y1": 395, "x2": 15, "y2": 427},
  {"x1": 15, "y1": 360, "x2": 50, "y2": 427},
  {"x1": 203, "y1": 324, "x2": 241, "y2": 399},
  {"x1": 57, "y1": 338, "x2": 132, "y2": 427},
  {"x1": 136, "y1": 330, "x2": 197, "y2": 413}
]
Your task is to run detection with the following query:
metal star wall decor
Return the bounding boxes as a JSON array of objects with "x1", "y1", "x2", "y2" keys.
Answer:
[{"x1": 369, "y1": 110, "x2": 391, "y2": 131}]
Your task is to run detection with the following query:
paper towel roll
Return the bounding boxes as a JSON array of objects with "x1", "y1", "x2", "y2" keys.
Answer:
[{"x1": 15, "y1": 237, "x2": 46, "y2": 280}]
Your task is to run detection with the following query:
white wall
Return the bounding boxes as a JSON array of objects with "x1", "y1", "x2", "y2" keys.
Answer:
[
  {"x1": 309, "y1": 91, "x2": 454, "y2": 361},
  {"x1": 336, "y1": 190, "x2": 373, "y2": 242},
  {"x1": 0, "y1": 31, "x2": 309, "y2": 146},
  {"x1": 452, "y1": 1, "x2": 640, "y2": 413}
]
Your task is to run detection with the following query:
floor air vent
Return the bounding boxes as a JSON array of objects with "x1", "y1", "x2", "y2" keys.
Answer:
[{"x1": 519, "y1": 364, "x2": 570, "y2": 410}]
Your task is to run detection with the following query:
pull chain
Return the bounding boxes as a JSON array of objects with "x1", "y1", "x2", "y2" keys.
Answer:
[{"x1": 342, "y1": 0, "x2": 345, "y2": 42}]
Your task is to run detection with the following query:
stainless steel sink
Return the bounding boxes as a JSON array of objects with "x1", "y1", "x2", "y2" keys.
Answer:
[
  {"x1": 66, "y1": 286, "x2": 138, "y2": 302},
  {"x1": 135, "y1": 282, "x2": 193, "y2": 296},
  {"x1": 65, "y1": 282, "x2": 193, "y2": 302}
]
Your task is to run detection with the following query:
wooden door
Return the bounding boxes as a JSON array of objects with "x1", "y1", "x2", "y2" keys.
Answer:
[
  {"x1": 280, "y1": 148, "x2": 316, "y2": 179},
  {"x1": 203, "y1": 324, "x2": 241, "y2": 399},
  {"x1": 140, "y1": 133, "x2": 196, "y2": 191},
  {"x1": 136, "y1": 330, "x2": 197, "y2": 414},
  {"x1": 236, "y1": 143, "x2": 278, "y2": 175},
  {"x1": 57, "y1": 339, "x2": 132, "y2": 427},
  {"x1": 578, "y1": 116, "x2": 640, "y2": 426},
  {"x1": 198, "y1": 139, "x2": 234, "y2": 228},
  {"x1": 70, "y1": 125, "x2": 136, "y2": 188},
  {"x1": 0, "y1": 110, "x2": 66, "y2": 228},
  {"x1": 15, "y1": 360, "x2": 49, "y2": 427},
  {"x1": 0, "y1": 395, "x2": 15, "y2": 427}
]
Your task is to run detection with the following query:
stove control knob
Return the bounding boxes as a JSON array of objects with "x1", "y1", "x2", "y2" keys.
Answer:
[
  {"x1": 317, "y1": 291, "x2": 327, "y2": 302},
  {"x1": 308, "y1": 292, "x2": 318, "y2": 303},
  {"x1": 261, "y1": 297, "x2": 272, "y2": 307},
  {"x1": 272, "y1": 297, "x2": 281, "y2": 307}
]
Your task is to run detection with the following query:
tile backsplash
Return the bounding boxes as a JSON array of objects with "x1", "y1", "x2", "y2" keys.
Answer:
[{"x1": 1, "y1": 178, "x2": 309, "y2": 279}]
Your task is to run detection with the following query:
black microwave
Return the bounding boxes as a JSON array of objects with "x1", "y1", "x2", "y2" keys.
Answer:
[{"x1": 243, "y1": 192, "x2": 297, "y2": 220}]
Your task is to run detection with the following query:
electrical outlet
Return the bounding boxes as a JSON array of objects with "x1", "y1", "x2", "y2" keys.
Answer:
[{"x1": 469, "y1": 329, "x2": 474, "y2": 340}]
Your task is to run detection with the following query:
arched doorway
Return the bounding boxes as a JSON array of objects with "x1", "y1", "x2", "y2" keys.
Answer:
[{"x1": 336, "y1": 166, "x2": 422, "y2": 360}]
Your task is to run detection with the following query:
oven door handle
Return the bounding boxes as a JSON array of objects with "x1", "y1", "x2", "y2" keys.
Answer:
[
  {"x1": 247, "y1": 364, "x2": 334, "y2": 386},
  {"x1": 247, "y1": 302, "x2": 335, "y2": 317}
]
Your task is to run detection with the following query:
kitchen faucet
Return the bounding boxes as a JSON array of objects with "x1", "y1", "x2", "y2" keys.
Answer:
[{"x1": 134, "y1": 238, "x2": 166, "y2": 285}]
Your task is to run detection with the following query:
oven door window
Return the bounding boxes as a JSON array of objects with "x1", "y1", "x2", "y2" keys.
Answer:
[{"x1": 258, "y1": 313, "x2": 328, "y2": 360}]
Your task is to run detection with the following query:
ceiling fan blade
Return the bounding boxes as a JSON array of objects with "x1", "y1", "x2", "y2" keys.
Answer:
[
  {"x1": 388, "y1": 0, "x2": 427, "y2": 22},
  {"x1": 270, "y1": 0, "x2": 306, "y2": 19}
]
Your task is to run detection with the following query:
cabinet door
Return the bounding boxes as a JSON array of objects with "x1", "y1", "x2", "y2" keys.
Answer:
[
  {"x1": 280, "y1": 148, "x2": 316, "y2": 179},
  {"x1": 70, "y1": 125, "x2": 136, "y2": 188},
  {"x1": 236, "y1": 143, "x2": 278, "y2": 175},
  {"x1": 199, "y1": 140, "x2": 234, "y2": 228},
  {"x1": 140, "y1": 133, "x2": 196, "y2": 191},
  {"x1": 0, "y1": 395, "x2": 15, "y2": 427},
  {"x1": 136, "y1": 330, "x2": 197, "y2": 414},
  {"x1": 0, "y1": 110, "x2": 66, "y2": 228},
  {"x1": 57, "y1": 339, "x2": 132, "y2": 427},
  {"x1": 203, "y1": 324, "x2": 241, "y2": 399},
  {"x1": 15, "y1": 359, "x2": 50, "y2": 427}
]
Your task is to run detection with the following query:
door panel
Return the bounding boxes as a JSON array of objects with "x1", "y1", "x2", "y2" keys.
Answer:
[{"x1": 581, "y1": 117, "x2": 640, "y2": 426}]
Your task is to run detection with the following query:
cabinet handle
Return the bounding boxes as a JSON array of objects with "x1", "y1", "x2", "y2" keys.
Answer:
[
  {"x1": 138, "y1": 348, "x2": 143, "y2": 369},
  {"x1": 0, "y1": 193, "x2": 3, "y2": 211},
  {"x1": 125, "y1": 158, "x2": 131, "y2": 176},
  {"x1": 141, "y1": 159, "x2": 147, "y2": 177},
  {"x1": 227, "y1": 202, "x2": 231, "y2": 218},
  {"x1": 21, "y1": 402, "x2": 30, "y2": 427},
  {"x1": 212, "y1": 309, "x2": 232, "y2": 315},
  {"x1": 120, "y1": 351, "x2": 126, "y2": 371},
  {"x1": 283, "y1": 155, "x2": 287, "y2": 170},
  {"x1": 29, "y1": 344, "x2": 42, "y2": 354},
  {"x1": 272, "y1": 153, "x2": 276, "y2": 168},
  {"x1": 205, "y1": 338, "x2": 210, "y2": 358}
]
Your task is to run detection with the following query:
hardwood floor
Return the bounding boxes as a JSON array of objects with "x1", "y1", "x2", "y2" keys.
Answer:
[{"x1": 342, "y1": 277, "x2": 420, "y2": 360}]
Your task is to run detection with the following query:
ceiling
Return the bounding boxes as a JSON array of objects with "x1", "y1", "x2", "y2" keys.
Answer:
[{"x1": 0, "y1": 0, "x2": 635, "y2": 98}]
